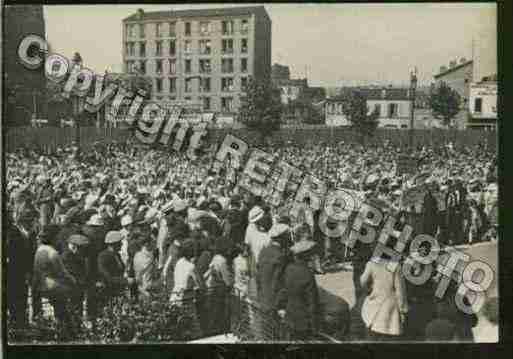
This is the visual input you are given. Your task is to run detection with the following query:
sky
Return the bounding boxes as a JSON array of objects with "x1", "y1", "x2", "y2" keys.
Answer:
[{"x1": 43, "y1": 3, "x2": 496, "y2": 87}]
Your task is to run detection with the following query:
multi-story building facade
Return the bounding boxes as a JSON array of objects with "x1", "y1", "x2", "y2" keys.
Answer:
[
  {"x1": 122, "y1": 6, "x2": 271, "y2": 115},
  {"x1": 468, "y1": 74, "x2": 497, "y2": 130},
  {"x1": 433, "y1": 58, "x2": 473, "y2": 129}
]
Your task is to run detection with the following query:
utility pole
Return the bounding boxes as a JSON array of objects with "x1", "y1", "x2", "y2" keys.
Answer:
[{"x1": 409, "y1": 67, "x2": 418, "y2": 149}]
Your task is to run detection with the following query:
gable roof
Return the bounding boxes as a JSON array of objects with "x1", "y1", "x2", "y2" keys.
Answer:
[
  {"x1": 123, "y1": 6, "x2": 268, "y2": 22},
  {"x1": 434, "y1": 60, "x2": 473, "y2": 79}
]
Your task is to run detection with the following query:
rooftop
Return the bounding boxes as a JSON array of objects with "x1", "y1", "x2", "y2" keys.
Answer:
[
  {"x1": 434, "y1": 60, "x2": 473, "y2": 79},
  {"x1": 327, "y1": 87, "x2": 410, "y2": 101},
  {"x1": 123, "y1": 6, "x2": 268, "y2": 22}
]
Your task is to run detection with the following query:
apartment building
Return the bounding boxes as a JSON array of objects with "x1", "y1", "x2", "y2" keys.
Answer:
[{"x1": 122, "y1": 6, "x2": 271, "y2": 115}]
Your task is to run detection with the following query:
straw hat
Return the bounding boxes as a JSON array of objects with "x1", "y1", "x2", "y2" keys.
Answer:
[
  {"x1": 290, "y1": 240, "x2": 316, "y2": 255},
  {"x1": 248, "y1": 206, "x2": 264, "y2": 223},
  {"x1": 105, "y1": 231, "x2": 123, "y2": 244}
]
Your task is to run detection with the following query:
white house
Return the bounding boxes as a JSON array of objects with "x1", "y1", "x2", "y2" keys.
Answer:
[
  {"x1": 324, "y1": 87, "x2": 413, "y2": 129},
  {"x1": 468, "y1": 76, "x2": 497, "y2": 130}
]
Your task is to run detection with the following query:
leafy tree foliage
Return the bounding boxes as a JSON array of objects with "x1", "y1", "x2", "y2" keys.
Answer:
[
  {"x1": 429, "y1": 82, "x2": 461, "y2": 128},
  {"x1": 342, "y1": 90, "x2": 380, "y2": 142},
  {"x1": 238, "y1": 77, "x2": 283, "y2": 143},
  {"x1": 289, "y1": 91, "x2": 324, "y2": 125}
]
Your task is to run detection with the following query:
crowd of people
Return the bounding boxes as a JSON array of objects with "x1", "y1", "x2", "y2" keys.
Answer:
[{"x1": 5, "y1": 137, "x2": 498, "y2": 342}]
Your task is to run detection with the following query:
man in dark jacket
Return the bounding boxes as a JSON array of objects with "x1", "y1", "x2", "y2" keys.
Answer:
[
  {"x1": 97, "y1": 231, "x2": 134, "y2": 308},
  {"x1": 61, "y1": 234, "x2": 90, "y2": 320},
  {"x1": 422, "y1": 188, "x2": 439, "y2": 237},
  {"x1": 256, "y1": 223, "x2": 289, "y2": 313},
  {"x1": 81, "y1": 213, "x2": 108, "y2": 321},
  {"x1": 276, "y1": 240, "x2": 321, "y2": 341},
  {"x1": 6, "y1": 216, "x2": 33, "y2": 328}
]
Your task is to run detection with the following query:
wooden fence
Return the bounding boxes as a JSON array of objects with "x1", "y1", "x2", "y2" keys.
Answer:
[{"x1": 4, "y1": 126, "x2": 497, "y2": 152}]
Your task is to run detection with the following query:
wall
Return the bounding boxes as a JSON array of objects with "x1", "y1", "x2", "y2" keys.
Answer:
[
  {"x1": 435, "y1": 62, "x2": 473, "y2": 102},
  {"x1": 5, "y1": 126, "x2": 497, "y2": 153},
  {"x1": 4, "y1": 5, "x2": 47, "y2": 126},
  {"x1": 469, "y1": 83, "x2": 497, "y2": 119}
]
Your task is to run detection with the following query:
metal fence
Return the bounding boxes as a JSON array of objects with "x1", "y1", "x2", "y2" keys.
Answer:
[{"x1": 12, "y1": 285, "x2": 337, "y2": 343}]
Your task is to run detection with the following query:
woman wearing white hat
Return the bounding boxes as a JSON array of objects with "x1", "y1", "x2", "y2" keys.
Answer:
[{"x1": 244, "y1": 206, "x2": 271, "y2": 301}]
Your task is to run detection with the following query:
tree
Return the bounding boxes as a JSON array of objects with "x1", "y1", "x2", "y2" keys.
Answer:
[
  {"x1": 290, "y1": 91, "x2": 324, "y2": 125},
  {"x1": 429, "y1": 82, "x2": 461, "y2": 129},
  {"x1": 238, "y1": 77, "x2": 283, "y2": 144},
  {"x1": 342, "y1": 90, "x2": 380, "y2": 143}
]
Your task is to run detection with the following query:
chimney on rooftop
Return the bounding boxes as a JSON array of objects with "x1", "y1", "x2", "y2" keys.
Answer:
[
  {"x1": 137, "y1": 8, "x2": 144, "y2": 19},
  {"x1": 449, "y1": 60, "x2": 457, "y2": 68},
  {"x1": 460, "y1": 57, "x2": 467, "y2": 64}
]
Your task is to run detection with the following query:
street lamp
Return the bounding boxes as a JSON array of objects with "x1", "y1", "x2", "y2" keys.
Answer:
[{"x1": 409, "y1": 67, "x2": 418, "y2": 149}]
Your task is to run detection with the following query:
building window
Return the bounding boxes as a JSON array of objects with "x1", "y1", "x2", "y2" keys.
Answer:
[
  {"x1": 139, "y1": 42, "x2": 146, "y2": 57},
  {"x1": 128, "y1": 42, "x2": 136, "y2": 56},
  {"x1": 222, "y1": 39, "x2": 234, "y2": 54},
  {"x1": 199, "y1": 59, "x2": 211, "y2": 73},
  {"x1": 139, "y1": 24, "x2": 145, "y2": 38},
  {"x1": 169, "y1": 96, "x2": 176, "y2": 101},
  {"x1": 474, "y1": 98, "x2": 483, "y2": 113},
  {"x1": 126, "y1": 24, "x2": 134, "y2": 38},
  {"x1": 199, "y1": 21, "x2": 211, "y2": 35},
  {"x1": 222, "y1": 58, "x2": 234, "y2": 73},
  {"x1": 199, "y1": 39, "x2": 211, "y2": 54},
  {"x1": 221, "y1": 97, "x2": 233, "y2": 112},
  {"x1": 201, "y1": 77, "x2": 211, "y2": 92},
  {"x1": 241, "y1": 77, "x2": 248, "y2": 91},
  {"x1": 156, "y1": 96, "x2": 163, "y2": 101},
  {"x1": 169, "y1": 59, "x2": 176, "y2": 74},
  {"x1": 185, "y1": 22, "x2": 191, "y2": 36},
  {"x1": 139, "y1": 60, "x2": 146, "y2": 74},
  {"x1": 222, "y1": 20, "x2": 234, "y2": 35},
  {"x1": 156, "y1": 59, "x2": 163, "y2": 74},
  {"x1": 241, "y1": 19, "x2": 249, "y2": 34},
  {"x1": 373, "y1": 104, "x2": 381, "y2": 116},
  {"x1": 401, "y1": 125, "x2": 408, "y2": 129},
  {"x1": 125, "y1": 42, "x2": 131, "y2": 56},
  {"x1": 169, "y1": 40, "x2": 176, "y2": 56},
  {"x1": 185, "y1": 78, "x2": 193, "y2": 93},
  {"x1": 222, "y1": 77, "x2": 234, "y2": 92},
  {"x1": 241, "y1": 39, "x2": 248, "y2": 53},
  {"x1": 169, "y1": 22, "x2": 176, "y2": 37},
  {"x1": 241, "y1": 58, "x2": 248, "y2": 73},
  {"x1": 492, "y1": 105, "x2": 497, "y2": 113},
  {"x1": 156, "y1": 23, "x2": 162, "y2": 37},
  {"x1": 184, "y1": 96, "x2": 192, "y2": 101},
  {"x1": 155, "y1": 41, "x2": 163, "y2": 56},
  {"x1": 185, "y1": 59, "x2": 192, "y2": 73},
  {"x1": 156, "y1": 78, "x2": 163, "y2": 93},
  {"x1": 125, "y1": 61, "x2": 133, "y2": 72},
  {"x1": 169, "y1": 77, "x2": 176, "y2": 93},
  {"x1": 388, "y1": 103, "x2": 398, "y2": 117},
  {"x1": 184, "y1": 40, "x2": 192, "y2": 54},
  {"x1": 203, "y1": 97, "x2": 211, "y2": 110}
]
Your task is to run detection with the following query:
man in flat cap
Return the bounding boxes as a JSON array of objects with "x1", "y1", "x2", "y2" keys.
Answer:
[
  {"x1": 62, "y1": 234, "x2": 90, "y2": 321},
  {"x1": 255, "y1": 223, "x2": 291, "y2": 339},
  {"x1": 97, "y1": 231, "x2": 135, "y2": 311},
  {"x1": 276, "y1": 239, "x2": 321, "y2": 341}
]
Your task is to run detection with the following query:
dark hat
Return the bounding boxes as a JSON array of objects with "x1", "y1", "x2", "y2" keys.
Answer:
[
  {"x1": 68, "y1": 234, "x2": 90, "y2": 246},
  {"x1": 229, "y1": 194, "x2": 242, "y2": 206},
  {"x1": 39, "y1": 224, "x2": 60, "y2": 244},
  {"x1": 208, "y1": 200, "x2": 223, "y2": 212}
]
